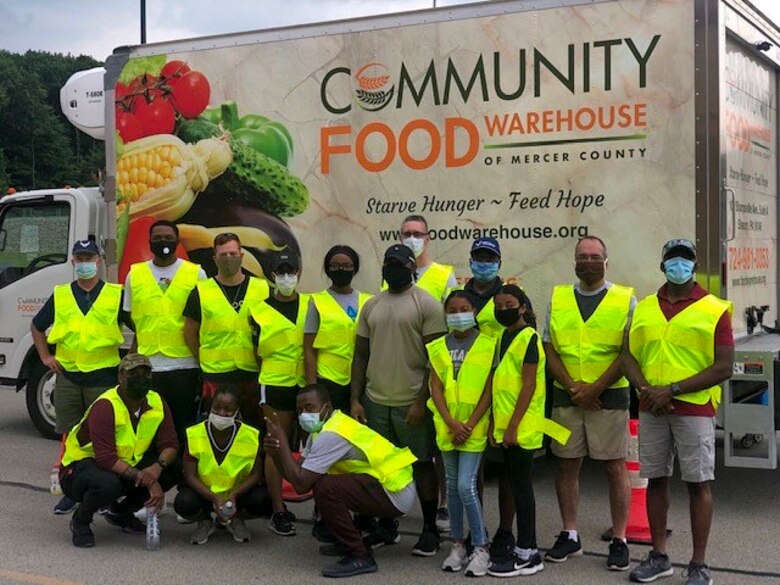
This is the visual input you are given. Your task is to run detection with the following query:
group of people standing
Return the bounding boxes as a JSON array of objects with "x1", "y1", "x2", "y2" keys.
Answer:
[{"x1": 33, "y1": 215, "x2": 733, "y2": 585}]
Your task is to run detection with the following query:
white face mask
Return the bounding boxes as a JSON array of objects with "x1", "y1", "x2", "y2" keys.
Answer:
[
  {"x1": 209, "y1": 412, "x2": 236, "y2": 431},
  {"x1": 275, "y1": 274, "x2": 298, "y2": 296},
  {"x1": 298, "y1": 407, "x2": 326, "y2": 434},
  {"x1": 402, "y1": 237, "x2": 425, "y2": 258}
]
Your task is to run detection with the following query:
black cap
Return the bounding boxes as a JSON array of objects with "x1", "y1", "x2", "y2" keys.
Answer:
[
  {"x1": 384, "y1": 244, "x2": 415, "y2": 265},
  {"x1": 662, "y1": 239, "x2": 696, "y2": 260},
  {"x1": 272, "y1": 251, "x2": 300, "y2": 272},
  {"x1": 72, "y1": 239, "x2": 100, "y2": 256}
]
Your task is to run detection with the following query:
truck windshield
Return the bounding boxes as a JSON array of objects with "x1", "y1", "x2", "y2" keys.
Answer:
[{"x1": 0, "y1": 201, "x2": 70, "y2": 289}]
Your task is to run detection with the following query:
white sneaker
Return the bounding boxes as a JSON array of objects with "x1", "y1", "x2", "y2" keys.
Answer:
[
  {"x1": 465, "y1": 546, "x2": 491, "y2": 577},
  {"x1": 441, "y1": 542, "x2": 468, "y2": 572}
]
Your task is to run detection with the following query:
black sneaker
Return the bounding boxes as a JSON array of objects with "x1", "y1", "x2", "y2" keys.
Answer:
[
  {"x1": 488, "y1": 552, "x2": 530, "y2": 577},
  {"x1": 313, "y1": 519, "x2": 337, "y2": 543},
  {"x1": 489, "y1": 528, "x2": 516, "y2": 560},
  {"x1": 607, "y1": 538, "x2": 631, "y2": 571},
  {"x1": 364, "y1": 519, "x2": 400, "y2": 550},
  {"x1": 282, "y1": 506, "x2": 297, "y2": 522},
  {"x1": 269, "y1": 511, "x2": 296, "y2": 536},
  {"x1": 104, "y1": 509, "x2": 146, "y2": 534},
  {"x1": 517, "y1": 553, "x2": 545, "y2": 576},
  {"x1": 54, "y1": 495, "x2": 77, "y2": 515},
  {"x1": 70, "y1": 515, "x2": 95, "y2": 548},
  {"x1": 321, "y1": 555, "x2": 378, "y2": 578},
  {"x1": 545, "y1": 531, "x2": 583, "y2": 563},
  {"x1": 683, "y1": 561, "x2": 713, "y2": 585},
  {"x1": 411, "y1": 526, "x2": 440, "y2": 557},
  {"x1": 629, "y1": 551, "x2": 674, "y2": 583}
]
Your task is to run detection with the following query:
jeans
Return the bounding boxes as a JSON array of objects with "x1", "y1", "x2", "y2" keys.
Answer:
[{"x1": 441, "y1": 450, "x2": 487, "y2": 546}]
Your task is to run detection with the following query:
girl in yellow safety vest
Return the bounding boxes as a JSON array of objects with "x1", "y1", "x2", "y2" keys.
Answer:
[
  {"x1": 428, "y1": 290, "x2": 496, "y2": 577},
  {"x1": 175, "y1": 384, "x2": 269, "y2": 546}
]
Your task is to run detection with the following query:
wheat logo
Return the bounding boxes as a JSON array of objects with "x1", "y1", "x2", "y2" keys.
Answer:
[{"x1": 354, "y1": 63, "x2": 395, "y2": 111}]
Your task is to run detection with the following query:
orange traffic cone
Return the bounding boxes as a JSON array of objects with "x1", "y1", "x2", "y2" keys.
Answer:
[
  {"x1": 624, "y1": 419, "x2": 652, "y2": 544},
  {"x1": 282, "y1": 451, "x2": 313, "y2": 502}
]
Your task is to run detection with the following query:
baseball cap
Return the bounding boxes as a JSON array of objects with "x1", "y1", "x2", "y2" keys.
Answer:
[
  {"x1": 72, "y1": 239, "x2": 100, "y2": 256},
  {"x1": 119, "y1": 353, "x2": 152, "y2": 373},
  {"x1": 384, "y1": 244, "x2": 415, "y2": 265},
  {"x1": 662, "y1": 239, "x2": 696, "y2": 260},
  {"x1": 471, "y1": 237, "x2": 501, "y2": 257},
  {"x1": 272, "y1": 251, "x2": 300, "y2": 272}
]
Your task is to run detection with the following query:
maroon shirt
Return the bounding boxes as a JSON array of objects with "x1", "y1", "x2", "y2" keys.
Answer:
[{"x1": 638, "y1": 283, "x2": 734, "y2": 417}]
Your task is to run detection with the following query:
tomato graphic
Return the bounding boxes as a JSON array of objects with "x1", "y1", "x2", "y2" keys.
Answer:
[
  {"x1": 161, "y1": 60, "x2": 191, "y2": 79},
  {"x1": 169, "y1": 71, "x2": 210, "y2": 119},
  {"x1": 135, "y1": 97, "x2": 176, "y2": 136},
  {"x1": 116, "y1": 109, "x2": 143, "y2": 143}
]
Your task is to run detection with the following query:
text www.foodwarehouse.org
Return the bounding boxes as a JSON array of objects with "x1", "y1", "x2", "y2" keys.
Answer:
[{"x1": 379, "y1": 223, "x2": 589, "y2": 242}]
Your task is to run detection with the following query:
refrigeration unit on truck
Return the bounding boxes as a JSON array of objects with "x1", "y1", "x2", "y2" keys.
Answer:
[{"x1": 0, "y1": 0, "x2": 778, "y2": 467}]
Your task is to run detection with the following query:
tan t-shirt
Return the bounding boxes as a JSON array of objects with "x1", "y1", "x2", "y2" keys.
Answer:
[{"x1": 357, "y1": 286, "x2": 447, "y2": 406}]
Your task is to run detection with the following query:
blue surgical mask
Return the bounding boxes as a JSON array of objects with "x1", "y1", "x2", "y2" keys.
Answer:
[
  {"x1": 470, "y1": 260, "x2": 499, "y2": 282},
  {"x1": 75, "y1": 261, "x2": 97, "y2": 279},
  {"x1": 446, "y1": 312, "x2": 477, "y2": 332},
  {"x1": 664, "y1": 257, "x2": 695, "y2": 285},
  {"x1": 299, "y1": 408, "x2": 325, "y2": 434}
]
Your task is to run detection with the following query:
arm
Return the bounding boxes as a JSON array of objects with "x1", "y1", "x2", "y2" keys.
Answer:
[
  {"x1": 350, "y1": 335, "x2": 370, "y2": 423},
  {"x1": 503, "y1": 363, "x2": 538, "y2": 446},
  {"x1": 183, "y1": 317, "x2": 200, "y2": 361},
  {"x1": 405, "y1": 332, "x2": 444, "y2": 427},
  {"x1": 466, "y1": 370, "x2": 494, "y2": 429},
  {"x1": 543, "y1": 342, "x2": 575, "y2": 390},
  {"x1": 229, "y1": 446, "x2": 265, "y2": 500},
  {"x1": 303, "y1": 333, "x2": 318, "y2": 385},
  {"x1": 621, "y1": 329, "x2": 649, "y2": 389},
  {"x1": 31, "y1": 322, "x2": 61, "y2": 374},
  {"x1": 183, "y1": 452, "x2": 223, "y2": 508},
  {"x1": 263, "y1": 415, "x2": 322, "y2": 493}
]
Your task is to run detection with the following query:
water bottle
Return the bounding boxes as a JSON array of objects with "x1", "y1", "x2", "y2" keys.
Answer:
[
  {"x1": 220, "y1": 501, "x2": 234, "y2": 522},
  {"x1": 145, "y1": 508, "x2": 160, "y2": 551},
  {"x1": 50, "y1": 467, "x2": 62, "y2": 495}
]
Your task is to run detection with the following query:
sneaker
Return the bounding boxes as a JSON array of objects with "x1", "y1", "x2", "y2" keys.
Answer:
[
  {"x1": 190, "y1": 518, "x2": 216, "y2": 545},
  {"x1": 282, "y1": 506, "x2": 297, "y2": 522},
  {"x1": 53, "y1": 495, "x2": 77, "y2": 515},
  {"x1": 517, "y1": 553, "x2": 545, "y2": 576},
  {"x1": 489, "y1": 528, "x2": 516, "y2": 560},
  {"x1": 545, "y1": 531, "x2": 582, "y2": 563},
  {"x1": 227, "y1": 517, "x2": 251, "y2": 543},
  {"x1": 321, "y1": 555, "x2": 378, "y2": 578},
  {"x1": 313, "y1": 519, "x2": 337, "y2": 543},
  {"x1": 607, "y1": 538, "x2": 631, "y2": 571},
  {"x1": 465, "y1": 546, "x2": 491, "y2": 577},
  {"x1": 488, "y1": 553, "x2": 530, "y2": 577},
  {"x1": 269, "y1": 511, "x2": 296, "y2": 536},
  {"x1": 104, "y1": 509, "x2": 146, "y2": 534},
  {"x1": 411, "y1": 527, "x2": 440, "y2": 557},
  {"x1": 70, "y1": 515, "x2": 95, "y2": 548},
  {"x1": 441, "y1": 542, "x2": 468, "y2": 572},
  {"x1": 683, "y1": 561, "x2": 713, "y2": 585},
  {"x1": 364, "y1": 519, "x2": 400, "y2": 550},
  {"x1": 629, "y1": 551, "x2": 674, "y2": 583},
  {"x1": 436, "y1": 506, "x2": 451, "y2": 532}
]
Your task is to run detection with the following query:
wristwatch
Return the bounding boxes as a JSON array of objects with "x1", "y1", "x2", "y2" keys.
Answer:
[
  {"x1": 156, "y1": 458, "x2": 170, "y2": 469},
  {"x1": 670, "y1": 383, "x2": 682, "y2": 397}
]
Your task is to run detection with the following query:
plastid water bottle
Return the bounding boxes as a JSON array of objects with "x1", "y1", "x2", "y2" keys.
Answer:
[
  {"x1": 145, "y1": 507, "x2": 160, "y2": 551},
  {"x1": 220, "y1": 501, "x2": 234, "y2": 522}
]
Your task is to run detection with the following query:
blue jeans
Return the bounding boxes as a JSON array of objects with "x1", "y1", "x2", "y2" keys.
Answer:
[{"x1": 441, "y1": 450, "x2": 487, "y2": 546}]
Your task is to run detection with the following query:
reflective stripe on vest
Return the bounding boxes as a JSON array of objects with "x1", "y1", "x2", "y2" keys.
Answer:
[
  {"x1": 47, "y1": 283, "x2": 123, "y2": 372},
  {"x1": 312, "y1": 290, "x2": 372, "y2": 385},
  {"x1": 186, "y1": 422, "x2": 259, "y2": 499},
  {"x1": 629, "y1": 293, "x2": 732, "y2": 408},
  {"x1": 493, "y1": 328, "x2": 571, "y2": 449},
  {"x1": 426, "y1": 333, "x2": 496, "y2": 452},
  {"x1": 251, "y1": 294, "x2": 310, "y2": 386},
  {"x1": 131, "y1": 260, "x2": 201, "y2": 358},
  {"x1": 549, "y1": 284, "x2": 634, "y2": 389},
  {"x1": 381, "y1": 262, "x2": 454, "y2": 301},
  {"x1": 315, "y1": 410, "x2": 417, "y2": 492},
  {"x1": 198, "y1": 277, "x2": 269, "y2": 373},
  {"x1": 61, "y1": 386, "x2": 164, "y2": 467}
]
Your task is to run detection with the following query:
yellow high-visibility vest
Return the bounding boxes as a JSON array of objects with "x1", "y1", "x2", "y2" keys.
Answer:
[
  {"x1": 312, "y1": 290, "x2": 372, "y2": 385},
  {"x1": 314, "y1": 410, "x2": 417, "y2": 492},
  {"x1": 493, "y1": 327, "x2": 571, "y2": 449},
  {"x1": 382, "y1": 262, "x2": 455, "y2": 301},
  {"x1": 186, "y1": 421, "x2": 259, "y2": 499},
  {"x1": 61, "y1": 386, "x2": 164, "y2": 467},
  {"x1": 549, "y1": 284, "x2": 634, "y2": 389},
  {"x1": 629, "y1": 293, "x2": 733, "y2": 408},
  {"x1": 198, "y1": 277, "x2": 269, "y2": 374},
  {"x1": 131, "y1": 260, "x2": 201, "y2": 358},
  {"x1": 47, "y1": 283, "x2": 123, "y2": 372},
  {"x1": 426, "y1": 333, "x2": 496, "y2": 452},
  {"x1": 251, "y1": 294, "x2": 310, "y2": 387}
]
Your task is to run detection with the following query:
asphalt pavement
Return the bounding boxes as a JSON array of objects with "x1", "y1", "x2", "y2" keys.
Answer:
[{"x1": 0, "y1": 386, "x2": 778, "y2": 585}]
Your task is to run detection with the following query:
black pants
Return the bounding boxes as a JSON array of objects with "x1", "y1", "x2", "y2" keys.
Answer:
[
  {"x1": 173, "y1": 484, "x2": 272, "y2": 520},
  {"x1": 317, "y1": 377, "x2": 351, "y2": 414},
  {"x1": 61, "y1": 452, "x2": 179, "y2": 524},
  {"x1": 152, "y1": 368, "x2": 201, "y2": 448},
  {"x1": 501, "y1": 445, "x2": 536, "y2": 549}
]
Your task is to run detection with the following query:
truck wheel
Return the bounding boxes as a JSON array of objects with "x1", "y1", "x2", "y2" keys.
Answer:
[{"x1": 25, "y1": 359, "x2": 59, "y2": 440}]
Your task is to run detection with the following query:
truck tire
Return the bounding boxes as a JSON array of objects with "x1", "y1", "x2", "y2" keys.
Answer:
[{"x1": 25, "y1": 358, "x2": 59, "y2": 440}]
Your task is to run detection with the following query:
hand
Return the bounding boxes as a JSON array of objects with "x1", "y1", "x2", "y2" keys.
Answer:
[
  {"x1": 262, "y1": 412, "x2": 288, "y2": 453},
  {"x1": 447, "y1": 419, "x2": 472, "y2": 445},
  {"x1": 218, "y1": 495, "x2": 237, "y2": 522},
  {"x1": 642, "y1": 386, "x2": 673, "y2": 416},
  {"x1": 571, "y1": 383, "x2": 602, "y2": 411},
  {"x1": 144, "y1": 482, "x2": 165, "y2": 512},
  {"x1": 405, "y1": 401, "x2": 427, "y2": 427},
  {"x1": 488, "y1": 419, "x2": 498, "y2": 447},
  {"x1": 134, "y1": 465, "x2": 162, "y2": 488},
  {"x1": 211, "y1": 494, "x2": 225, "y2": 512},
  {"x1": 351, "y1": 400, "x2": 367, "y2": 424},
  {"x1": 502, "y1": 425, "x2": 519, "y2": 448},
  {"x1": 42, "y1": 354, "x2": 62, "y2": 374}
]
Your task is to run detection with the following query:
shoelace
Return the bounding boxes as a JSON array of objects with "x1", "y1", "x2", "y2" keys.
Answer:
[{"x1": 682, "y1": 564, "x2": 710, "y2": 579}]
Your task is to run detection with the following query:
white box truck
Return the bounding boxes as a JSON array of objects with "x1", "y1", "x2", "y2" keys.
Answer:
[{"x1": 0, "y1": 0, "x2": 778, "y2": 467}]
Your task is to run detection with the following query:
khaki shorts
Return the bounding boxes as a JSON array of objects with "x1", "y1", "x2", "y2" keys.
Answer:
[
  {"x1": 638, "y1": 411, "x2": 715, "y2": 483},
  {"x1": 550, "y1": 406, "x2": 629, "y2": 460}
]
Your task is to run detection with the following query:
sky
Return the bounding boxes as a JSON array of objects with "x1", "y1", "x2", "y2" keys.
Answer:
[{"x1": 1, "y1": 0, "x2": 778, "y2": 61}]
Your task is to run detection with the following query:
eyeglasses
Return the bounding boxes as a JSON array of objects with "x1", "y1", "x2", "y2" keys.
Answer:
[
  {"x1": 575, "y1": 254, "x2": 605, "y2": 262},
  {"x1": 328, "y1": 262, "x2": 355, "y2": 271},
  {"x1": 401, "y1": 231, "x2": 427, "y2": 239}
]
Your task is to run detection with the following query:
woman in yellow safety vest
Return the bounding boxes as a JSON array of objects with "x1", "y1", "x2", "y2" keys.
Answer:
[
  {"x1": 175, "y1": 384, "x2": 268, "y2": 546},
  {"x1": 487, "y1": 285, "x2": 571, "y2": 579},
  {"x1": 303, "y1": 245, "x2": 371, "y2": 413},
  {"x1": 427, "y1": 290, "x2": 496, "y2": 577},
  {"x1": 250, "y1": 250, "x2": 309, "y2": 537}
]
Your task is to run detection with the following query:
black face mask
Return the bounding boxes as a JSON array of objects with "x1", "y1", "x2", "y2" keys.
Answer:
[
  {"x1": 150, "y1": 240, "x2": 176, "y2": 259},
  {"x1": 125, "y1": 376, "x2": 152, "y2": 400},
  {"x1": 575, "y1": 261, "x2": 605, "y2": 287},
  {"x1": 383, "y1": 264, "x2": 413, "y2": 290},
  {"x1": 327, "y1": 269, "x2": 355, "y2": 288},
  {"x1": 494, "y1": 307, "x2": 521, "y2": 327}
]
